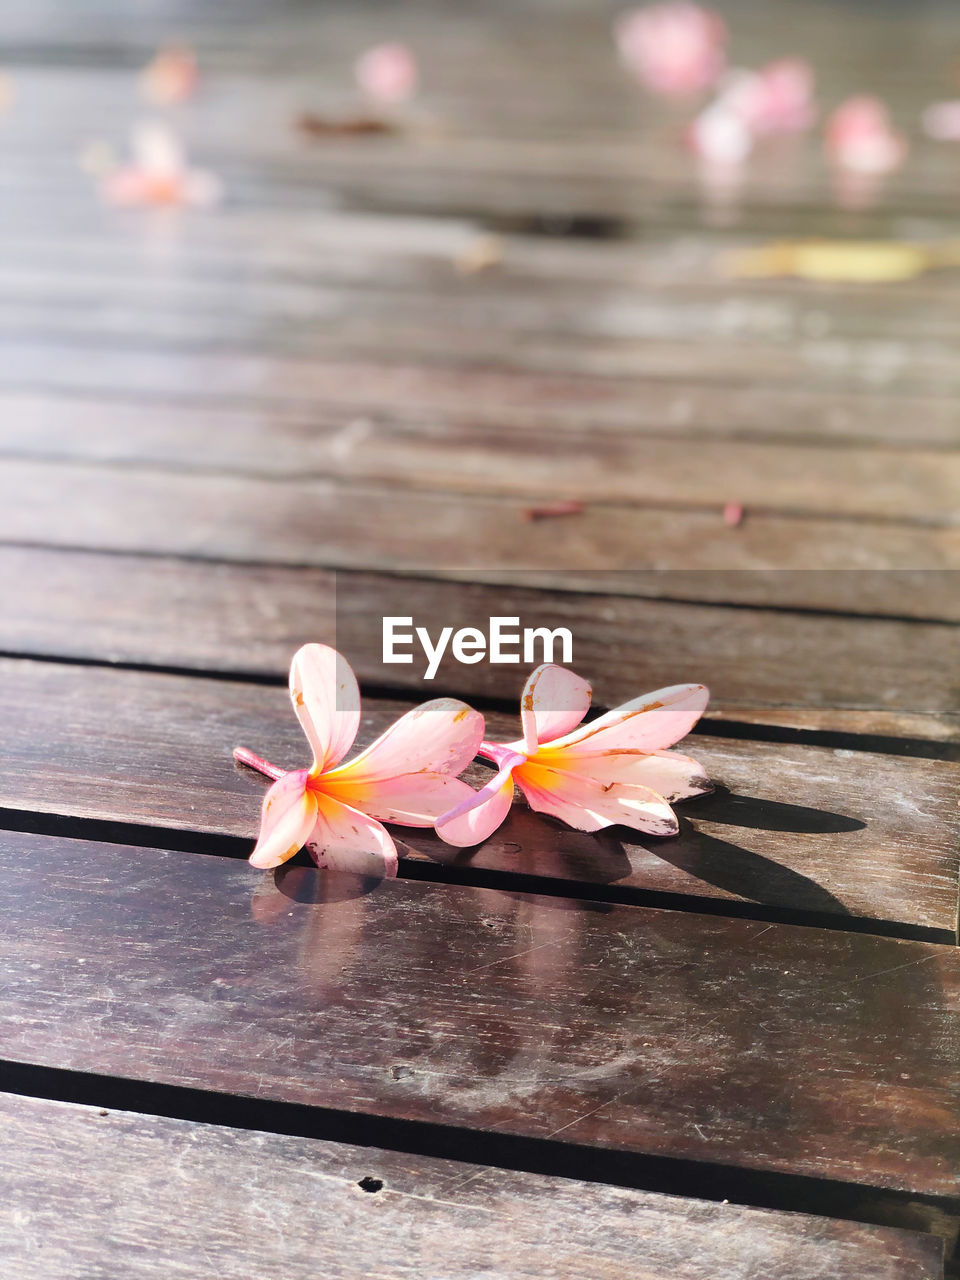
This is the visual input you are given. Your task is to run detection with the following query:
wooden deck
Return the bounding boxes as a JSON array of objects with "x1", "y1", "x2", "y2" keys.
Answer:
[{"x1": 0, "y1": 0, "x2": 957, "y2": 1275}]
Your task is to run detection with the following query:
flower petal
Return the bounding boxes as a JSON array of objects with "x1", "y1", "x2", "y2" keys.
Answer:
[
  {"x1": 249, "y1": 769, "x2": 318, "y2": 869},
  {"x1": 551, "y1": 748, "x2": 712, "y2": 802},
  {"x1": 325, "y1": 772, "x2": 479, "y2": 827},
  {"x1": 549, "y1": 683, "x2": 709, "y2": 755},
  {"x1": 328, "y1": 698, "x2": 484, "y2": 782},
  {"x1": 520, "y1": 664, "x2": 592, "y2": 753},
  {"x1": 305, "y1": 794, "x2": 398, "y2": 878},
  {"x1": 517, "y1": 762, "x2": 679, "y2": 837},
  {"x1": 435, "y1": 758, "x2": 521, "y2": 846},
  {"x1": 289, "y1": 644, "x2": 361, "y2": 774}
]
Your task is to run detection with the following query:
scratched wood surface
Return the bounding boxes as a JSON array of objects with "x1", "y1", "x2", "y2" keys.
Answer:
[
  {"x1": 2, "y1": 0, "x2": 959, "y2": 1274},
  {"x1": 0, "y1": 1095, "x2": 944, "y2": 1280},
  {"x1": 2, "y1": 832, "x2": 959, "y2": 1205}
]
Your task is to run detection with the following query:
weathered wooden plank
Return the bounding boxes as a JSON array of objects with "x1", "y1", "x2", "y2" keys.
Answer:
[
  {"x1": 1, "y1": 396, "x2": 957, "y2": 526},
  {"x1": 2, "y1": 657, "x2": 957, "y2": 935},
  {"x1": 0, "y1": 464, "x2": 955, "y2": 626},
  {"x1": 1, "y1": 549, "x2": 957, "y2": 737},
  {"x1": 0, "y1": 1093, "x2": 944, "y2": 1280},
  {"x1": 2, "y1": 831, "x2": 959, "y2": 1200}
]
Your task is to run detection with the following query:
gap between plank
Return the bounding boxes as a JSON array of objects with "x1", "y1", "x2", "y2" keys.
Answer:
[
  {"x1": 0, "y1": 1057, "x2": 955, "y2": 1257},
  {"x1": 0, "y1": 807, "x2": 952, "y2": 945}
]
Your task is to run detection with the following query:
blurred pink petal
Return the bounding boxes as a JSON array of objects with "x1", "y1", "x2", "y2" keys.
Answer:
[
  {"x1": 100, "y1": 123, "x2": 221, "y2": 207},
  {"x1": 615, "y1": 3, "x2": 726, "y2": 96},
  {"x1": 723, "y1": 500, "x2": 744, "y2": 526},
  {"x1": 140, "y1": 45, "x2": 198, "y2": 105},
  {"x1": 689, "y1": 100, "x2": 753, "y2": 164},
  {"x1": 922, "y1": 100, "x2": 960, "y2": 141},
  {"x1": 237, "y1": 643, "x2": 485, "y2": 870},
  {"x1": 437, "y1": 665, "x2": 709, "y2": 844},
  {"x1": 826, "y1": 96, "x2": 907, "y2": 175},
  {"x1": 355, "y1": 43, "x2": 418, "y2": 104},
  {"x1": 727, "y1": 59, "x2": 816, "y2": 136}
]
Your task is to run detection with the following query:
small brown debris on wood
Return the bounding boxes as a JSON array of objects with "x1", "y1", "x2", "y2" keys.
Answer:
[
  {"x1": 523, "y1": 499, "x2": 585, "y2": 522},
  {"x1": 295, "y1": 112, "x2": 398, "y2": 138}
]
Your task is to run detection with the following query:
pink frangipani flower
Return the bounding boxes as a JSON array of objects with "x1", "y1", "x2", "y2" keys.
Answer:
[
  {"x1": 689, "y1": 59, "x2": 815, "y2": 164},
  {"x1": 825, "y1": 96, "x2": 907, "y2": 175},
  {"x1": 355, "y1": 43, "x2": 418, "y2": 104},
  {"x1": 235, "y1": 644, "x2": 484, "y2": 877},
  {"x1": 437, "y1": 664, "x2": 711, "y2": 846},
  {"x1": 615, "y1": 2, "x2": 726, "y2": 97},
  {"x1": 101, "y1": 122, "x2": 222, "y2": 207}
]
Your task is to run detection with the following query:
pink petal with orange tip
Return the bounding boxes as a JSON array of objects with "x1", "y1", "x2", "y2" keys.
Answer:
[
  {"x1": 328, "y1": 697, "x2": 483, "y2": 783},
  {"x1": 549, "y1": 683, "x2": 710, "y2": 755},
  {"x1": 249, "y1": 769, "x2": 318, "y2": 869},
  {"x1": 519, "y1": 663, "x2": 592, "y2": 754},
  {"x1": 289, "y1": 643, "x2": 361, "y2": 775},
  {"x1": 615, "y1": 2, "x2": 726, "y2": 97},
  {"x1": 305, "y1": 794, "x2": 398, "y2": 878},
  {"x1": 517, "y1": 763, "x2": 679, "y2": 836},
  {"x1": 435, "y1": 758, "x2": 521, "y2": 846},
  {"x1": 556, "y1": 747, "x2": 712, "y2": 802},
  {"x1": 327, "y1": 771, "x2": 478, "y2": 827},
  {"x1": 355, "y1": 42, "x2": 418, "y2": 104}
]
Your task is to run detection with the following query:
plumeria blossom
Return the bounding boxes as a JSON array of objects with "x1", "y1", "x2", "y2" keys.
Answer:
[
  {"x1": 101, "y1": 122, "x2": 222, "y2": 207},
  {"x1": 614, "y1": 3, "x2": 726, "y2": 97},
  {"x1": 825, "y1": 96, "x2": 907, "y2": 175},
  {"x1": 437, "y1": 664, "x2": 711, "y2": 846},
  {"x1": 690, "y1": 59, "x2": 815, "y2": 164},
  {"x1": 355, "y1": 43, "x2": 419, "y2": 104},
  {"x1": 139, "y1": 45, "x2": 199, "y2": 105},
  {"x1": 235, "y1": 644, "x2": 484, "y2": 877}
]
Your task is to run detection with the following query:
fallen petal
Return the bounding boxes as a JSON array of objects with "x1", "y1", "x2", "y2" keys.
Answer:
[
  {"x1": 435, "y1": 759, "x2": 520, "y2": 846},
  {"x1": 517, "y1": 762, "x2": 679, "y2": 836},
  {"x1": 550, "y1": 683, "x2": 710, "y2": 755},
  {"x1": 615, "y1": 3, "x2": 726, "y2": 96},
  {"x1": 329, "y1": 697, "x2": 484, "y2": 785},
  {"x1": 552, "y1": 747, "x2": 712, "y2": 802},
  {"x1": 326, "y1": 771, "x2": 479, "y2": 826},
  {"x1": 290, "y1": 643, "x2": 361, "y2": 775},
  {"x1": 305, "y1": 794, "x2": 398, "y2": 877},
  {"x1": 355, "y1": 42, "x2": 418, "y2": 104},
  {"x1": 249, "y1": 769, "x2": 318, "y2": 869},
  {"x1": 519, "y1": 663, "x2": 592, "y2": 754}
]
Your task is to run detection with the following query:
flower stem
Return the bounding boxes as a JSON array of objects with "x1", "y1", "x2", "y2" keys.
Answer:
[{"x1": 233, "y1": 746, "x2": 285, "y2": 780}]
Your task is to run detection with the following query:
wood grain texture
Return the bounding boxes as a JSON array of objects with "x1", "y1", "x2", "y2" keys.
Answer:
[
  {"x1": 0, "y1": 390, "x2": 958, "y2": 526},
  {"x1": 0, "y1": 1094, "x2": 944, "y2": 1280},
  {"x1": 1, "y1": 657, "x2": 957, "y2": 935},
  {"x1": 2, "y1": 831, "x2": 960, "y2": 1200},
  {"x1": 0, "y1": 549, "x2": 956, "y2": 738},
  {"x1": 0, "y1": 463, "x2": 956, "y2": 622}
]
